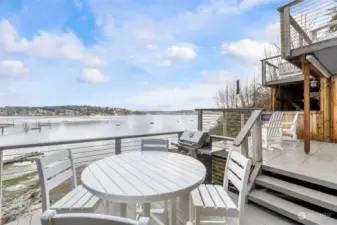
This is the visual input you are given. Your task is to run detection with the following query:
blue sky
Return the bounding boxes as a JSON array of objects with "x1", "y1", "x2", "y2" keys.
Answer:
[{"x1": 0, "y1": 0, "x2": 288, "y2": 110}]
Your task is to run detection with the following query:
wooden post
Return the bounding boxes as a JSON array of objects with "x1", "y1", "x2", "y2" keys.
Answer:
[
  {"x1": 303, "y1": 62, "x2": 310, "y2": 154},
  {"x1": 197, "y1": 110, "x2": 203, "y2": 131},
  {"x1": 241, "y1": 136, "x2": 249, "y2": 158},
  {"x1": 252, "y1": 117, "x2": 263, "y2": 163},
  {"x1": 332, "y1": 76, "x2": 337, "y2": 142},
  {"x1": 223, "y1": 111, "x2": 228, "y2": 136},
  {"x1": 241, "y1": 113, "x2": 245, "y2": 129},
  {"x1": 271, "y1": 87, "x2": 276, "y2": 111},
  {"x1": 320, "y1": 77, "x2": 331, "y2": 141},
  {"x1": 115, "y1": 138, "x2": 121, "y2": 155}
]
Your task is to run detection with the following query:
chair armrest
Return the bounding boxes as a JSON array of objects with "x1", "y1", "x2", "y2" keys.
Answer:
[{"x1": 282, "y1": 122, "x2": 294, "y2": 125}]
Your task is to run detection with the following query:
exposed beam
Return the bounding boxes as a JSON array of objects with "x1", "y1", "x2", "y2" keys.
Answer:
[
  {"x1": 306, "y1": 55, "x2": 331, "y2": 78},
  {"x1": 303, "y1": 62, "x2": 310, "y2": 154}
]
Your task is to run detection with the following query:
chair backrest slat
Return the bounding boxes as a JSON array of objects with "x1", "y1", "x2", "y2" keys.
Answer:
[
  {"x1": 290, "y1": 112, "x2": 299, "y2": 131},
  {"x1": 40, "y1": 150, "x2": 70, "y2": 167},
  {"x1": 223, "y1": 150, "x2": 251, "y2": 222},
  {"x1": 41, "y1": 210, "x2": 150, "y2": 225},
  {"x1": 47, "y1": 169, "x2": 73, "y2": 190},
  {"x1": 267, "y1": 112, "x2": 284, "y2": 137},
  {"x1": 36, "y1": 149, "x2": 77, "y2": 211},
  {"x1": 141, "y1": 139, "x2": 169, "y2": 152}
]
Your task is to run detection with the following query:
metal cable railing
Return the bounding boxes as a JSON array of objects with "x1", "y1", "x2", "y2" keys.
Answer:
[
  {"x1": 280, "y1": 0, "x2": 337, "y2": 53},
  {"x1": 261, "y1": 55, "x2": 303, "y2": 85}
]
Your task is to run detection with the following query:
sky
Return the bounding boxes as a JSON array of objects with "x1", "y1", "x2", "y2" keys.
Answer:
[{"x1": 0, "y1": 0, "x2": 289, "y2": 110}]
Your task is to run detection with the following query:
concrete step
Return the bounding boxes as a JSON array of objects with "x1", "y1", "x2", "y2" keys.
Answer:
[
  {"x1": 248, "y1": 190, "x2": 337, "y2": 225},
  {"x1": 262, "y1": 165, "x2": 337, "y2": 191},
  {"x1": 256, "y1": 175, "x2": 337, "y2": 212}
]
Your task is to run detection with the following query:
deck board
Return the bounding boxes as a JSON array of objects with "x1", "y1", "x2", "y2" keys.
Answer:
[{"x1": 263, "y1": 140, "x2": 337, "y2": 189}]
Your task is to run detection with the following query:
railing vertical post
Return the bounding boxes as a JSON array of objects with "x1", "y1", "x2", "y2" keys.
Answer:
[
  {"x1": 115, "y1": 138, "x2": 121, "y2": 155},
  {"x1": 280, "y1": 6, "x2": 291, "y2": 58},
  {"x1": 252, "y1": 117, "x2": 263, "y2": 163},
  {"x1": 197, "y1": 110, "x2": 203, "y2": 131},
  {"x1": 223, "y1": 111, "x2": 228, "y2": 136},
  {"x1": 0, "y1": 150, "x2": 2, "y2": 223},
  {"x1": 241, "y1": 113, "x2": 245, "y2": 129},
  {"x1": 241, "y1": 136, "x2": 249, "y2": 158},
  {"x1": 261, "y1": 60, "x2": 267, "y2": 85}
]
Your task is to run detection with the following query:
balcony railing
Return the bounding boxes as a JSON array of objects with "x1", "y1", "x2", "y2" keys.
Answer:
[
  {"x1": 261, "y1": 55, "x2": 303, "y2": 85},
  {"x1": 279, "y1": 0, "x2": 337, "y2": 57}
]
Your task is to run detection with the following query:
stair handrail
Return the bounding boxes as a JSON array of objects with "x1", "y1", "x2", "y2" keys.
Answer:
[{"x1": 234, "y1": 109, "x2": 263, "y2": 164}]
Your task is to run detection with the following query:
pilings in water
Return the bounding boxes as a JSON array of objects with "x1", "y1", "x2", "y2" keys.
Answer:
[
  {"x1": 23, "y1": 121, "x2": 51, "y2": 133},
  {"x1": 0, "y1": 122, "x2": 15, "y2": 136}
]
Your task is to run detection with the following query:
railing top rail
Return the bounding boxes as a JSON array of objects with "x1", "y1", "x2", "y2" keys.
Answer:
[
  {"x1": 233, "y1": 110, "x2": 263, "y2": 146},
  {"x1": 277, "y1": 0, "x2": 303, "y2": 11},
  {"x1": 195, "y1": 108, "x2": 263, "y2": 112},
  {"x1": 261, "y1": 55, "x2": 281, "y2": 62},
  {"x1": 0, "y1": 131, "x2": 183, "y2": 151}
]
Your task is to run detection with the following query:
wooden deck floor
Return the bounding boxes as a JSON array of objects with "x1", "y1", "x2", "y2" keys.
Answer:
[
  {"x1": 7, "y1": 196, "x2": 297, "y2": 225},
  {"x1": 263, "y1": 140, "x2": 337, "y2": 189}
]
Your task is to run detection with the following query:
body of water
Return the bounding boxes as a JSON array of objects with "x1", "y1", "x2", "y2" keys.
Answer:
[{"x1": 0, "y1": 115, "x2": 197, "y2": 145}]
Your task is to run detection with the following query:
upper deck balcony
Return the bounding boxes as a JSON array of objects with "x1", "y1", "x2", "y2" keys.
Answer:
[
  {"x1": 261, "y1": 55, "x2": 304, "y2": 86},
  {"x1": 279, "y1": 0, "x2": 337, "y2": 77}
]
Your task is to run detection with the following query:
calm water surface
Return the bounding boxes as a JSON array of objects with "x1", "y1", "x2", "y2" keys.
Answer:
[{"x1": 0, "y1": 115, "x2": 197, "y2": 145}]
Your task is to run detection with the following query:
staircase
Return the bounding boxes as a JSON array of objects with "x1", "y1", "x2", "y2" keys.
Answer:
[{"x1": 248, "y1": 165, "x2": 337, "y2": 225}]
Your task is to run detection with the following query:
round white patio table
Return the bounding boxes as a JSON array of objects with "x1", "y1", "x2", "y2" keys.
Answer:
[{"x1": 81, "y1": 151, "x2": 206, "y2": 225}]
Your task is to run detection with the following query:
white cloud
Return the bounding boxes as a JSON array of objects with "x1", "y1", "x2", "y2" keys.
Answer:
[
  {"x1": 96, "y1": 16, "x2": 103, "y2": 27},
  {"x1": 128, "y1": 70, "x2": 235, "y2": 110},
  {"x1": 0, "y1": 19, "x2": 104, "y2": 66},
  {"x1": 74, "y1": 0, "x2": 82, "y2": 9},
  {"x1": 0, "y1": 60, "x2": 29, "y2": 77},
  {"x1": 240, "y1": 0, "x2": 282, "y2": 9},
  {"x1": 221, "y1": 39, "x2": 275, "y2": 63},
  {"x1": 164, "y1": 45, "x2": 197, "y2": 61},
  {"x1": 137, "y1": 81, "x2": 150, "y2": 86},
  {"x1": 77, "y1": 68, "x2": 109, "y2": 84}
]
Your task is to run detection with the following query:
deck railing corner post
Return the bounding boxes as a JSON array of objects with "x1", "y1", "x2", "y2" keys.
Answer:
[{"x1": 115, "y1": 138, "x2": 122, "y2": 155}]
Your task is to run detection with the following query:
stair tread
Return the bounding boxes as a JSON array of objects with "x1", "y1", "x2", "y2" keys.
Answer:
[
  {"x1": 256, "y1": 175, "x2": 337, "y2": 212},
  {"x1": 262, "y1": 165, "x2": 337, "y2": 191},
  {"x1": 249, "y1": 190, "x2": 337, "y2": 225}
]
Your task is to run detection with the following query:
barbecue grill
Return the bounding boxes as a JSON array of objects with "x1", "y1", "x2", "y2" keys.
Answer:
[{"x1": 171, "y1": 130, "x2": 213, "y2": 184}]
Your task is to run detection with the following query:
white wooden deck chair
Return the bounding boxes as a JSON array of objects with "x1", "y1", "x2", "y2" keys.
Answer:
[
  {"x1": 264, "y1": 111, "x2": 285, "y2": 151},
  {"x1": 36, "y1": 149, "x2": 101, "y2": 213},
  {"x1": 282, "y1": 112, "x2": 299, "y2": 141},
  {"x1": 188, "y1": 151, "x2": 252, "y2": 225},
  {"x1": 41, "y1": 209, "x2": 150, "y2": 225},
  {"x1": 140, "y1": 139, "x2": 169, "y2": 224},
  {"x1": 141, "y1": 139, "x2": 169, "y2": 151}
]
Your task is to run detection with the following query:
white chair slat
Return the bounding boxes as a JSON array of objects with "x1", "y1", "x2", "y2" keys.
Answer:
[
  {"x1": 141, "y1": 139, "x2": 168, "y2": 152},
  {"x1": 227, "y1": 159, "x2": 245, "y2": 180},
  {"x1": 71, "y1": 191, "x2": 94, "y2": 209},
  {"x1": 198, "y1": 185, "x2": 215, "y2": 208},
  {"x1": 61, "y1": 187, "x2": 88, "y2": 209},
  {"x1": 227, "y1": 170, "x2": 242, "y2": 191},
  {"x1": 83, "y1": 195, "x2": 100, "y2": 209},
  {"x1": 140, "y1": 146, "x2": 165, "y2": 151},
  {"x1": 42, "y1": 150, "x2": 70, "y2": 167},
  {"x1": 47, "y1": 169, "x2": 73, "y2": 191},
  {"x1": 41, "y1": 210, "x2": 150, "y2": 225},
  {"x1": 228, "y1": 151, "x2": 247, "y2": 169},
  {"x1": 45, "y1": 160, "x2": 72, "y2": 179},
  {"x1": 205, "y1": 185, "x2": 226, "y2": 208},
  {"x1": 213, "y1": 185, "x2": 236, "y2": 209},
  {"x1": 190, "y1": 187, "x2": 204, "y2": 207},
  {"x1": 51, "y1": 186, "x2": 84, "y2": 209}
]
